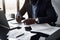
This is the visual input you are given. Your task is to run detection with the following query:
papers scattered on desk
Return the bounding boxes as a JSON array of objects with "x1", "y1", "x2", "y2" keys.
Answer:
[
  {"x1": 7, "y1": 28, "x2": 36, "y2": 40},
  {"x1": 7, "y1": 28, "x2": 25, "y2": 38},
  {"x1": 8, "y1": 20, "x2": 18, "y2": 28},
  {"x1": 7, "y1": 17, "x2": 14, "y2": 21},
  {"x1": 31, "y1": 24, "x2": 60, "y2": 35},
  {"x1": 8, "y1": 19, "x2": 30, "y2": 29},
  {"x1": 16, "y1": 32, "x2": 36, "y2": 40}
]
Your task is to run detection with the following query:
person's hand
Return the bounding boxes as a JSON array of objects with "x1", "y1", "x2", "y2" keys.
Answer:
[
  {"x1": 16, "y1": 16, "x2": 25, "y2": 23},
  {"x1": 16, "y1": 16, "x2": 22, "y2": 23},
  {"x1": 23, "y1": 18, "x2": 36, "y2": 25}
]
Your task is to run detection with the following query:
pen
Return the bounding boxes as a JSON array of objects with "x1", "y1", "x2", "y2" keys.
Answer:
[{"x1": 16, "y1": 33, "x2": 24, "y2": 38}]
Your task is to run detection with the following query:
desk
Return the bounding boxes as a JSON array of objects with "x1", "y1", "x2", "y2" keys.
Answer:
[
  {"x1": 7, "y1": 17, "x2": 15, "y2": 21},
  {"x1": 7, "y1": 20, "x2": 36, "y2": 40},
  {"x1": 31, "y1": 24, "x2": 60, "y2": 35},
  {"x1": 7, "y1": 20, "x2": 60, "y2": 40}
]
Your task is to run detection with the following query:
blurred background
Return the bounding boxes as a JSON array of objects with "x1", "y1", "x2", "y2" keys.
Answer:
[
  {"x1": 52, "y1": 0, "x2": 60, "y2": 24},
  {"x1": 0, "y1": 0, "x2": 28, "y2": 19}
]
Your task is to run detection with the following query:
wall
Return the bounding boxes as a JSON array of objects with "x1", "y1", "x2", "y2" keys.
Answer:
[{"x1": 52, "y1": 0, "x2": 60, "y2": 24}]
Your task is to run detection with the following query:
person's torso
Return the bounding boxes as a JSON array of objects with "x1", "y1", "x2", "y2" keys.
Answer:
[{"x1": 26, "y1": 0, "x2": 51, "y2": 18}]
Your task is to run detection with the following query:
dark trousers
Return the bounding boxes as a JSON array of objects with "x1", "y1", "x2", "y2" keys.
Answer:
[{"x1": 0, "y1": 27, "x2": 9, "y2": 40}]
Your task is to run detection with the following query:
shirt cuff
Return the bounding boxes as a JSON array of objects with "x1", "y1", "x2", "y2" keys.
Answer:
[
  {"x1": 16, "y1": 12, "x2": 21, "y2": 18},
  {"x1": 35, "y1": 18, "x2": 39, "y2": 23}
]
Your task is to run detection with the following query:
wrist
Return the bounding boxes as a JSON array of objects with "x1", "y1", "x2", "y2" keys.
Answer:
[
  {"x1": 16, "y1": 12, "x2": 21, "y2": 18},
  {"x1": 35, "y1": 18, "x2": 39, "y2": 23},
  {"x1": 35, "y1": 18, "x2": 38, "y2": 21}
]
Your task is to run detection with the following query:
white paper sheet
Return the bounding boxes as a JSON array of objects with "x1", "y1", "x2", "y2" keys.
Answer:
[{"x1": 31, "y1": 24, "x2": 60, "y2": 35}]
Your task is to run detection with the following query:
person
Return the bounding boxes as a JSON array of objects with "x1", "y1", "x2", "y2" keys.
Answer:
[
  {"x1": 16, "y1": 0, "x2": 58, "y2": 40},
  {"x1": 0, "y1": 11, "x2": 9, "y2": 40},
  {"x1": 16, "y1": 0, "x2": 57, "y2": 26}
]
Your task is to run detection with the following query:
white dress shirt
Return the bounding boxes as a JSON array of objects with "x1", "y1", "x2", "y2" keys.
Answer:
[{"x1": 32, "y1": 5, "x2": 39, "y2": 22}]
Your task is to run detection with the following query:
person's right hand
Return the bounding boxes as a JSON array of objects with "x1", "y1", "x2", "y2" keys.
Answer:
[
  {"x1": 16, "y1": 16, "x2": 25, "y2": 23},
  {"x1": 16, "y1": 16, "x2": 22, "y2": 23}
]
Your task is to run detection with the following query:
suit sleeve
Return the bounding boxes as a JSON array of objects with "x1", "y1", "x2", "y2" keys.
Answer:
[
  {"x1": 38, "y1": 0, "x2": 58, "y2": 23},
  {"x1": 19, "y1": 0, "x2": 27, "y2": 16}
]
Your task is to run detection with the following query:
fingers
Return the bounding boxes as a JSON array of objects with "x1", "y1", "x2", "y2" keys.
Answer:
[
  {"x1": 16, "y1": 16, "x2": 25, "y2": 23},
  {"x1": 23, "y1": 18, "x2": 36, "y2": 25},
  {"x1": 21, "y1": 17, "x2": 25, "y2": 20},
  {"x1": 16, "y1": 18, "x2": 22, "y2": 23}
]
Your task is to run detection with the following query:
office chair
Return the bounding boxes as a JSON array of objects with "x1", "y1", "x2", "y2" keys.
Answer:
[{"x1": 0, "y1": 11, "x2": 10, "y2": 40}]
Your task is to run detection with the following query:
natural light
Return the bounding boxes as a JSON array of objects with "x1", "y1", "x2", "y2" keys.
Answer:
[
  {"x1": 0, "y1": 0, "x2": 28, "y2": 20},
  {"x1": 5, "y1": 0, "x2": 25, "y2": 18},
  {"x1": 0, "y1": 0, "x2": 28, "y2": 40}
]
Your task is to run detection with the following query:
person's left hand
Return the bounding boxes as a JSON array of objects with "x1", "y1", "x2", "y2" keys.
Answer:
[{"x1": 23, "y1": 18, "x2": 36, "y2": 25}]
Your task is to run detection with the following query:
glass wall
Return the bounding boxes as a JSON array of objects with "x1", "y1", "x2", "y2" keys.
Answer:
[
  {"x1": 5, "y1": 0, "x2": 17, "y2": 18},
  {"x1": 5, "y1": 0, "x2": 26, "y2": 19}
]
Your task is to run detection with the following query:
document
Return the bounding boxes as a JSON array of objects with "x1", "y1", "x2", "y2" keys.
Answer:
[
  {"x1": 31, "y1": 24, "x2": 60, "y2": 35},
  {"x1": 7, "y1": 28, "x2": 36, "y2": 40}
]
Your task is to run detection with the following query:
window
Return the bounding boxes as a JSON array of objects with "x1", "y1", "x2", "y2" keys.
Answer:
[
  {"x1": 0, "y1": 0, "x2": 28, "y2": 20},
  {"x1": 5, "y1": 0, "x2": 17, "y2": 18},
  {"x1": 5, "y1": 0, "x2": 25, "y2": 19},
  {"x1": 0, "y1": 0, "x2": 3, "y2": 11}
]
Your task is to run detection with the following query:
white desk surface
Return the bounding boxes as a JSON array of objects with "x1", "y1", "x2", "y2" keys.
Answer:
[
  {"x1": 7, "y1": 20, "x2": 36, "y2": 40},
  {"x1": 8, "y1": 20, "x2": 60, "y2": 39},
  {"x1": 7, "y1": 29, "x2": 36, "y2": 40},
  {"x1": 8, "y1": 20, "x2": 60, "y2": 35}
]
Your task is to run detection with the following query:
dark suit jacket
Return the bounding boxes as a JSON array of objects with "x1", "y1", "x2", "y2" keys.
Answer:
[{"x1": 19, "y1": 0, "x2": 58, "y2": 24}]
